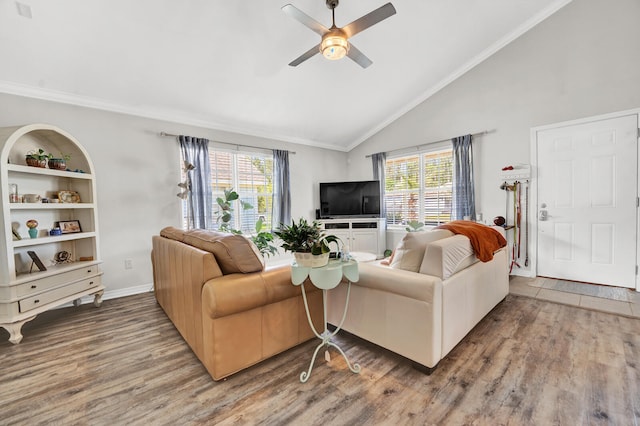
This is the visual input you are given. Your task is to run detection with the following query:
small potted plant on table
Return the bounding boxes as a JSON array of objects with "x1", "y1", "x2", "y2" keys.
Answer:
[{"x1": 275, "y1": 217, "x2": 340, "y2": 268}]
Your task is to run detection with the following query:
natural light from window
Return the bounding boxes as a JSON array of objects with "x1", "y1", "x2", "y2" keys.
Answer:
[
  {"x1": 181, "y1": 149, "x2": 274, "y2": 232},
  {"x1": 384, "y1": 147, "x2": 453, "y2": 227}
]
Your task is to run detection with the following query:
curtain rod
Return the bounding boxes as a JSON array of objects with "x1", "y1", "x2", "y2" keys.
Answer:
[
  {"x1": 365, "y1": 129, "x2": 493, "y2": 158},
  {"x1": 159, "y1": 132, "x2": 296, "y2": 155}
]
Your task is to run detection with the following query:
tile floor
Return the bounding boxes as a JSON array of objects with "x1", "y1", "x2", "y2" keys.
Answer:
[{"x1": 509, "y1": 275, "x2": 640, "y2": 318}]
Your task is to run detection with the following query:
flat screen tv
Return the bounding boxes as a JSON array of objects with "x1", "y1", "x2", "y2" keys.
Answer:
[{"x1": 319, "y1": 180, "x2": 381, "y2": 218}]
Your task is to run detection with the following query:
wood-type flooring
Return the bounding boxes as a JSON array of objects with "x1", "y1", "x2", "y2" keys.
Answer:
[{"x1": 1, "y1": 292, "x2": 639, "y2": 425}]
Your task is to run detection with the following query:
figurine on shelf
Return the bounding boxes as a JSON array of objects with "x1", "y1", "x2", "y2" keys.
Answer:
[{"x1": 26, "y1": 219, "x2": 38, "y2": 238}]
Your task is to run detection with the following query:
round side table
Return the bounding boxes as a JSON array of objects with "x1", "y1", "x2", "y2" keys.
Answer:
[
  {"x1": 348, "y1": 251, "x2": 377, "y2": 263},
  {"x1": 291, "y1": 259, "x2": 361, "y2": 382}
]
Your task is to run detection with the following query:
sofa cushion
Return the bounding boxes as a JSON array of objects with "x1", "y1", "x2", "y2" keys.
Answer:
[
  {"x1": 390, "y1": 229, "x2": 453, "y2": 272},
  {"x1": 160, "y1": 226, "x2": 187, "y2": 242},
  {"x1": 420, "y1": 234, "x2": 478, "y2": 279},
  {"x1": 183, "y1": 229, "x2": 265, "y2": 274}
]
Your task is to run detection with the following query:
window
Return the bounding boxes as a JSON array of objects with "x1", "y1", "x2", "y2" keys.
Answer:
[
  {"x1": 384, "y1": 147, "x2": 453, "y2": 227},
  {"x1": 181, "y1": 149, "x2": 274, "y2": 232}
]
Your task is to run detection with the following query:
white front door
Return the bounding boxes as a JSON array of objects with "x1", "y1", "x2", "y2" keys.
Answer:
[{"x1": 536, "y1": 114, "x2": 638, "y2": 288}]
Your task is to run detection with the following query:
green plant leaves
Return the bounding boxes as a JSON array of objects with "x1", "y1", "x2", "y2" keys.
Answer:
[{"x1": 274, "y1": 218, "x2": 340, "y2": 254}]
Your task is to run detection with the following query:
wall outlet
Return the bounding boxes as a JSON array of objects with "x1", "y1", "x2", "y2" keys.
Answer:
[{"x1": 124, "y1": 259, "x2": 133, "y2": 270}]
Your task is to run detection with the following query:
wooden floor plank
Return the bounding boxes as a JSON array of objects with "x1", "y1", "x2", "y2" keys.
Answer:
[{"x1": 1, "y1": 292, "x2": 639, "y2": 425}]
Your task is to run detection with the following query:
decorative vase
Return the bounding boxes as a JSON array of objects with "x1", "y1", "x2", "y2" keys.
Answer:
[
  {"x1": 294, "y1": 252, "x2": 330, "y2": 268},
  {"x1": 28, "y1": 228, "x2": 38, "y2": 239},
  {"x1": 47, "y1": 159, "x2": 67, "y2": 170}
]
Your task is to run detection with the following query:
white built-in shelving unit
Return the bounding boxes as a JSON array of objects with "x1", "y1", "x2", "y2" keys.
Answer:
[{"x1": 0, "y1": 124, "x2": 103, "y2": 344}]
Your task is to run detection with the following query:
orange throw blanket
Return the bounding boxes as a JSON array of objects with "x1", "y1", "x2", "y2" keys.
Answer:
[{"x1": 435, "y1": 221, "x2": 507, "y2": 262}]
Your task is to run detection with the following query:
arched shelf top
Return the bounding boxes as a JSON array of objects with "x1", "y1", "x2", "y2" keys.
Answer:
[{"x1": 0, "y1": 123, "x2": 95, "y2": 175}]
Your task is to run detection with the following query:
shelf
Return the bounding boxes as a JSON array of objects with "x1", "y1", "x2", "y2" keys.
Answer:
[
  {"x1": 12, "y1": 232, "x2": 97, "y2": 248},
  {"x1": 6, "y1": 164, "x2": 93, "y2": 180},
  {"x1": 9, "y1": 203, "x2": 95, "y2": 210}
]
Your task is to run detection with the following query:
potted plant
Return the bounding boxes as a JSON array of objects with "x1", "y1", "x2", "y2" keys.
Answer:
[
  {"x1": 47, "y1": 152, "x2": 71, "y2": 171},
  {"x1": 405, "y1": 220, "x2": 425, "y2": 232},
  {"x1": 25, "y1": 148, "x2": 49, "y2": 168},
  {"x1": 213, "y1": 188, "x2": 278, "y2": 257},
  {"x1": 251, "y1": 217, "x2": 278, "y2": 258},
  {"x1": 215, "y1": 188, "x2": 253, "y2": 233},
  {"x1": 275, "y1": 217, "x2": 340, "y2": 267}
]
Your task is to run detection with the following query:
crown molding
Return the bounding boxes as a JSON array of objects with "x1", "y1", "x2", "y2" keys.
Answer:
[{"x1": 0, "y1": 80, "x2": 348, "y2": 152}]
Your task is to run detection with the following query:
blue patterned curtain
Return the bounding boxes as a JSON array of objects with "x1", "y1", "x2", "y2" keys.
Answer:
[
  {"x1": 371, "y1": 152, "x2": 386, "y2": 220},
  {"x1": 273, "y1": 149, "x2": 291, "y2": 229},
  {"x1": 452, "y1": 134, "x2": 475, "y2": 221},
  {"x1": 179, "y1": 136, "x2": 213, "y2": 229}
]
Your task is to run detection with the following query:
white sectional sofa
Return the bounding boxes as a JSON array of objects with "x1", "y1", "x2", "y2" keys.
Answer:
[{"x1": 326, "y1": 225, "x2": 508, "y2": 372}]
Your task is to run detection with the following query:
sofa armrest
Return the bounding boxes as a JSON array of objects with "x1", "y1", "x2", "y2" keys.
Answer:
[
  {"x1": 420, "y1": 234, "x2": 477, "y2": 279},
  {"x1": 355, "y1": 262, "x2": 442, "y2": 302}
]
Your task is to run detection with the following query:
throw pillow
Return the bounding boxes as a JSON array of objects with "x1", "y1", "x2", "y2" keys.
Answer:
[{"x1": 389, "y1": 229, "x2": 453, "y2": 272}]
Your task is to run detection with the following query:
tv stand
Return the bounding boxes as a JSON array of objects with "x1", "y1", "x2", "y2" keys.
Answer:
[{"x1": 319, "y1": 218, "x2": 386, "y2": 258}]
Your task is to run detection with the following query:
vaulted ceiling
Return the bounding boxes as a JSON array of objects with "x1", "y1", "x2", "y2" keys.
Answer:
[{"x1": 0, "y1": 0, "x2": 570, "y2": 151}]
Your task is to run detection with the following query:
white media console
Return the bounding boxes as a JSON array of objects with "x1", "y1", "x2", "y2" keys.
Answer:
[{"x1": 318, "y1": 218, "x2": 386, "y2": 259}]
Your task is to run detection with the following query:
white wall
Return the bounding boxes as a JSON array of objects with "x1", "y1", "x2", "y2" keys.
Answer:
[
  {"x1": 347, "y1": 0, "x2": 640, "y2": 275},
  {"x1": 0, "y1": 93, "x2": 347, "y2": 297}
]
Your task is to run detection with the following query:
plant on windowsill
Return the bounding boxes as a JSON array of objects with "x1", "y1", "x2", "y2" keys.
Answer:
[
  {"x1": 252, "y1": 217, "x2": 278, "y2": 258},
  {"x1": 214, "y1": 188, "x2": 278, "y2": 257},
  {"x1": 216, "y1": 188, "x2": 253, "y2": 234},
  {"x1": 405, "y1": 220, "x2": 425, "y2": 232},
  {"x1": 274, "y1": 217, "x2": 340, "y2": 268}
]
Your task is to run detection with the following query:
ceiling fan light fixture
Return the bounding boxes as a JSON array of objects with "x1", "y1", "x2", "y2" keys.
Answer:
[{"x1": 321, "y1": 35, "x2": 348, "y2": 60}]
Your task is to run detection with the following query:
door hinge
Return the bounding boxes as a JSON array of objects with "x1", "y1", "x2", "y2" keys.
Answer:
[{"x1": 636, "y1": 265, "x2": 638, "y2": 275}]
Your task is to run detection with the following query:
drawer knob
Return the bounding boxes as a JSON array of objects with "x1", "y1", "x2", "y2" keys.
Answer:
[
  {"x1": 89, "y1": 281, "x2": 94, "y2": 285},
  {"x1": 31, "y1": 285, "x2": 37, "y2": 289},
  {"x1": 34, "y1": 299, "x2": 40, "y2": 304},
  {"x1": 87, "y1": 269, "x2": 92, "y2": 273}
]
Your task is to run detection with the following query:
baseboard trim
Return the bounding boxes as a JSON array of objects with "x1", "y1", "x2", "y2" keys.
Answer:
[{"x1": 58, "y1": 283, "x2": 154, "y2": 308}]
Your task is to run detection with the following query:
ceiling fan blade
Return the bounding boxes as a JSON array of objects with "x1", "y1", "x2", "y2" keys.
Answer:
[
  {"x1": 282, "y1": 4, "x2": 329, "y2": 36},
  {"x1": 346, "y1": 43, "x2": 373, "y2": 69},
  {"x1": 288, "y1": 44, "x2": 321, "y2": 67},
  {"x1": 343, "y1": 3, "x2": 396, "y2": 39}
]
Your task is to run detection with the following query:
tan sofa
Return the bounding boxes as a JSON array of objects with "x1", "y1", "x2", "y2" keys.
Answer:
[
  {"x1": 327, "y1": 226, "x2": 508, "y2": 372},
  {"x1": 151, "y1": 227, "x2": 323, "y2": 381}
]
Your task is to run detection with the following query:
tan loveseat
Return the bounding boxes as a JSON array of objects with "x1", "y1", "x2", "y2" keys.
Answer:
[
  {"x1": 327, "y1": 225, "x2": 508, "y2": 372},
  {"x1": 151, "y1": 227, "x2": 323, "y2": 381}
]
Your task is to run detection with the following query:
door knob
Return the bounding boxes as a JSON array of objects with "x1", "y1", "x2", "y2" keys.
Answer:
[{"x1": 539, "y1": 210, "x2": 548, "y2": 221}]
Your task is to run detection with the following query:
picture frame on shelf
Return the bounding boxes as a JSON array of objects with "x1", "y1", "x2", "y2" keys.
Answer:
[
  {"x1": 58, "y1": 220, "x2": 82, "y2": 234},
  {"x1": 11, "y1": 227, "x2": 21, "y2": 240},
  {"x1": 58, "y1": 190, "x2": 81, "y2": 203},
  {"x1": 27, "y1": 250, "x2": 47, "y2": 272}
]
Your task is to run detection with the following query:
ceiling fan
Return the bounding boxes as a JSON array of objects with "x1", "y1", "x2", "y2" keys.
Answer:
[{"x1": 282, "y1": 0, "x2": 396, "y2": 69}]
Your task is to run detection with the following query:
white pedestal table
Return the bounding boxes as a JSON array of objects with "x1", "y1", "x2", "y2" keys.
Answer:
[{"x1": 291, "y1": 259, "x2": 361, "y2": 383}]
